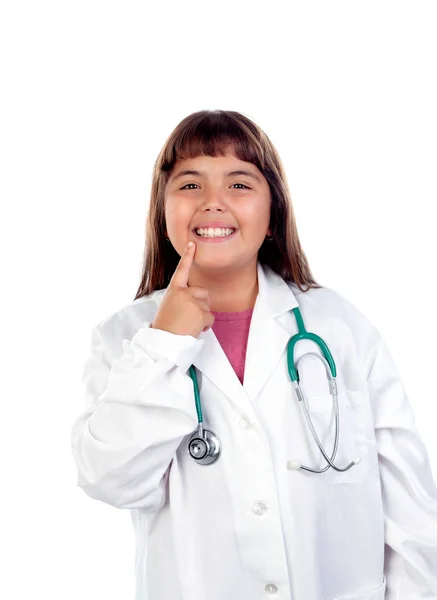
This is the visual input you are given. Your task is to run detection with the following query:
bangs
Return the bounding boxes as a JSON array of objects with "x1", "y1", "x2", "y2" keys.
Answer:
[{"x1": 161, "y1": 111, "x2": 266, "y2": 174}]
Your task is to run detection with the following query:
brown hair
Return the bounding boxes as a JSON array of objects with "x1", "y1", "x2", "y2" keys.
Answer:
[{"x1": 134, "y1": 109, "x2": 322, "y2": 300}]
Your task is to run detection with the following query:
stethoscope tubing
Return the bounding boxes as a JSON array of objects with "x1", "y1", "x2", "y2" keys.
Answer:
[{"x1": 188, "y1": 307, "x2": 361, "y2": 472}]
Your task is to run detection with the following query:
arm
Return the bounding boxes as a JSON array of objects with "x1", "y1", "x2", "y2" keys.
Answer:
[
  {"x1": 70, "y1": 322, "x2": 204, "y2": 512},
  {"x1": 367, "y1": 335, "x2": 437, "y2": 598}
]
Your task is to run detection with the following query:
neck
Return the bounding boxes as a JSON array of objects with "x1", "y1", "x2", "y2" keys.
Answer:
[{"x1": 188, "y1": 260, "x2": 259, "y2": 312}]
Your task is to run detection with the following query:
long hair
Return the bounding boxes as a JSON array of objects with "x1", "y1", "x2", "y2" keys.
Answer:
[{"x1": 133, "y1": 109, "x2": 322, "y2": 300}]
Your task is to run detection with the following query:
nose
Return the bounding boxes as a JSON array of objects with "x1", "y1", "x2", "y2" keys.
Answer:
[
  {"x1": 199, "y1": 184, "x2": 231, "y2": 209},
  {"x1": 201, "y1": 196, "x2": 227, "y2": 213}
]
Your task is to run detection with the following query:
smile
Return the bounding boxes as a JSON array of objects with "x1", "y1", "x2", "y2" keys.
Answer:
[{"x1": 193, "y1": 229, "x2": 238, "y2": 243}]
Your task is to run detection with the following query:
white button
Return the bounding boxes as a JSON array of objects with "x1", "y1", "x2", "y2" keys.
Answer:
[
  {"x1": 265, "y1": 583, "x2": 278, "y2": 594},
  {"x1": 239, "y1": 418, "x2": 252, "y2": 429},
  {"x1": 252, "y1": 502, "x2": 267, "y2": 515}
]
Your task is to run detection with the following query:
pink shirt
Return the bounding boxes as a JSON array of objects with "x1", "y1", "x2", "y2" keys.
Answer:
[{"x1": 210, "y1": 307, "x2": 254, "y2": 385}]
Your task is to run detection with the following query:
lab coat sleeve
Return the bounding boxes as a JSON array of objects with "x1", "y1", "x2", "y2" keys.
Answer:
[
  {"x1": 367, "y1": 334, "x2": 437, "y2": 599},
  {"x1": 70, "y1": 321, "x2": 205, "y2": 512}
]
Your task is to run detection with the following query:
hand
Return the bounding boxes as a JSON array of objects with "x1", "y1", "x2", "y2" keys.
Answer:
[{"x1": 150, "y1": 242, "x2": 215, "y2": 338}]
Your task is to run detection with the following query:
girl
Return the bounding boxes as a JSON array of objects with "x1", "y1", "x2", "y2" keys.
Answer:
[{"x1": 71, "y1": 110, "x2": 437, "y2": 600}]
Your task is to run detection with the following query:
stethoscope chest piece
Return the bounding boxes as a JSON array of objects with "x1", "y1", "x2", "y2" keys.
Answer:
[{"x1": 188, "y1": 428, "x2": 221, "y2": 465}]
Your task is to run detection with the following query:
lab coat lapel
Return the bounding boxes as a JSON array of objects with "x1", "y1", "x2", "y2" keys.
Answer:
[
  {"x1": 243, "y1": 262, "x2": 299, "y2": 402},
  {"x1": 191, "y1": 262, "x2": 300, "y2": 412}
]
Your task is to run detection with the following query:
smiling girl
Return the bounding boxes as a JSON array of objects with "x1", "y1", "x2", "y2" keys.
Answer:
[{"x1": 71, "y1": 110, "x2": 437, "y2": 600}]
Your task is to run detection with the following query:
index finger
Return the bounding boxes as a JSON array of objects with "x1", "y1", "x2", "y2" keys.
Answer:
[{"x1": 169, "y1": 241, "x2": 195, "y2": 288}]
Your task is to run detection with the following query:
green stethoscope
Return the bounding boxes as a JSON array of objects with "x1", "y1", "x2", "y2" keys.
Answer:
[{"x1": 188, "y1": 306, "x2": 362, "y2": 472}]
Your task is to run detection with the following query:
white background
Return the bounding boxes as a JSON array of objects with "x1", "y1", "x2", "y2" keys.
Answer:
[{"x1": 1, "y1": 1, "x2": 436, "y2": 598}]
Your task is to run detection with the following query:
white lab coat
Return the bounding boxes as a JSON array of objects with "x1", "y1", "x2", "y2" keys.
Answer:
[{"x1": 71, "y1": 261, "x2": 437, "y2": 600}]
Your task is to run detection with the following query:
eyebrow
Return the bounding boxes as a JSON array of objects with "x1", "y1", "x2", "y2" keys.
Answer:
[{"x1": 170, "y1": 169, "x2": 261, "y2": 184}]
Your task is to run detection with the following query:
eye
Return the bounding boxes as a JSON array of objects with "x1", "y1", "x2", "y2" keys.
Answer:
[{"x1": 180, "y1": 183, "x2": 250, "y2": 190}]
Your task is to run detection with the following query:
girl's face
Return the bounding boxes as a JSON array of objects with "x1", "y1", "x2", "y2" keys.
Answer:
[{"x1": 164, "y1": 150, "x2": 272, "y2": 270}]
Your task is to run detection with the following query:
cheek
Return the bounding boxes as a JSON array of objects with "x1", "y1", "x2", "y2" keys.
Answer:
[
  {"x1": 244, "y1": 198, "x2": 270, "y2": 225},
  {"x1": 166, "y1": 197, "x2": 188, "y2": 221},
  {"x1": 165, "y1": 199, "x2": 195, "y2": 237}
]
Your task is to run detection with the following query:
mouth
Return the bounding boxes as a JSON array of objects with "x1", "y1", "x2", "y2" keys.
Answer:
[{"x1": 192, "y1": 228, "x2": 238, "y2": 243}]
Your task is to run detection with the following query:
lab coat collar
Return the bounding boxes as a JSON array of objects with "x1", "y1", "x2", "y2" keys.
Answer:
[{"x1": 191, "y1": 261, "x2": 300, "y2": 414}]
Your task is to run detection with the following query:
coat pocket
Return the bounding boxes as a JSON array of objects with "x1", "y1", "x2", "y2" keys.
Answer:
[
  {"x1": 303, "y1": 388, "x2": 370, "y2": 485},
  {"x1": 334, "y1": 575, "x2": 386, "y2": 599}
]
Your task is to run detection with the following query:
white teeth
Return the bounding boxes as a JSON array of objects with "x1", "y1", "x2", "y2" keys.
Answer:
[{"x1": 195, "y1": 227, "x2": 235, "y2": 238}]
